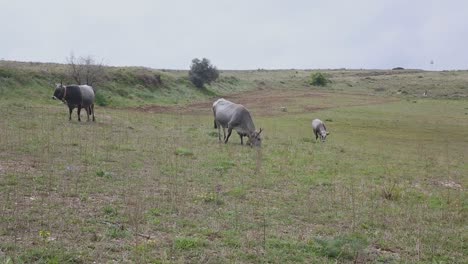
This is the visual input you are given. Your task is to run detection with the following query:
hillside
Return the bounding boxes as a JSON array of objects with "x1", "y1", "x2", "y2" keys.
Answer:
[
  {"x1": 0, "y1": 60, "x2": 467, "y2": 263},
  {"x1": 1, "y1": 60, "x2": 467, "y2": 108}
]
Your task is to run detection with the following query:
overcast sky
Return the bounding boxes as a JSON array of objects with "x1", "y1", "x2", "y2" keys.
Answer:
[{"x1": 1, "y1": 0, "x2": 467, "y2": 70}]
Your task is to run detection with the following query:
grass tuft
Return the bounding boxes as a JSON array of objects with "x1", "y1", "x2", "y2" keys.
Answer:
[
  {"x1": 174, "y1": 237, "x2": 207, "y2": 250},
  {"x1": 175, "y1": 147, "x2": 194, "y2": 156},
  {"x1": 381, "y1": 182, "x2": 402, "y2": 201},
  {"x1": 311, "y1": 234, "x2": 368, "y2": 260}
]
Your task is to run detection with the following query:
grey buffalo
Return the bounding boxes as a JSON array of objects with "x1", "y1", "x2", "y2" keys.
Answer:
[
  {"x1": 212, "y1": 98, "x2": 263, "y2": 147},
  {"x1": 52, "y1": 83, "x2": 95, "y2": 122},
  {"x1": 312, "y1": 118, "x2": 329, "y2": 142}
]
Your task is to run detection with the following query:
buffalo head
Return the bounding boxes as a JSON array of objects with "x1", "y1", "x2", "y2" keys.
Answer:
[
  {"x1": 248, "y1": 128, "x2": 263, "y2": 147},
  {"x1": 52, "y1": 83, "x2": 66, "y2": 101}
]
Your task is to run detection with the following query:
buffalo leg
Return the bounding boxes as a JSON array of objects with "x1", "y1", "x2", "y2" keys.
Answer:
[
  {"x1": 239, "y1": 134, "x2": 244, "y2": 145},
  {"x1": 217, "y1": 122, "x2": 222, "y2": 141},
  {"x1": 91, "y1": 104, "x2": 95, "y2": 122},
  {"x1": 225, "y1": 127, "x2": 233, "y2": 144},
  {"x1": 85, "y1": 106, "x2": 90, "y2": 121},
  {"x1": 77, "y1": 106, "x2": 82, "y2": 122},
  {"x1": 68, "y1": 107, "x2": 73, "y2": 121},
  {"x1": 315, "y1": 131, "x2": 318, "y2": 140}
]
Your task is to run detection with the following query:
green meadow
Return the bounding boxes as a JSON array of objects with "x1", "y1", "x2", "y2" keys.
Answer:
[{"x1": 0, "y1": 61, "x2": 467, "y2": 263}]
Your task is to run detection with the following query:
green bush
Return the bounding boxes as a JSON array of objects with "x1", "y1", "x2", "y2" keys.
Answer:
[
  {"x1": 95, "y1": 91, "x2": 109, "y2": 106},
  {"x1": 189, "y1": 58, "x2": 219, "y2": 88},
  {"x1": 310, "y1": 72, "x2": 330, "y2": 86}
]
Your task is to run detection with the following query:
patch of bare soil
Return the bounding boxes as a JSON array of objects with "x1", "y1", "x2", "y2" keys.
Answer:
[
  {"x1": 436, "y1": 180, "x2": 463, "y2": 190},
  {"x1": 130, "y1": 89, "x2": 395, "y2": 116},
  {"x1": 0, "y1": 156, "x2": 40, "y2": 175},
  {"x1": 357, "y1": 244, "x2": 401, "y2": 263}
]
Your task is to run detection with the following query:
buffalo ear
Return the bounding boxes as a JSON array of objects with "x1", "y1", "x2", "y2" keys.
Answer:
[{"x1": 326, "y1": 132, "x2": 330, "y2": 135}]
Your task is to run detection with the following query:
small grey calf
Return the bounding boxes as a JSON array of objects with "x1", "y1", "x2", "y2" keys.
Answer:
[{"x1": 312, "y1": 119, "x2": 329, "y2": 142}]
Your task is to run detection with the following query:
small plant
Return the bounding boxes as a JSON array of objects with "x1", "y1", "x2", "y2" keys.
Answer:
[
  {"x1": 39, "y1": 230, "x2": 51, "y2": 242},
  {"x1": 174, "y1": 237, "x2": 206, "y2": 250},
  {"x1": 227, "y1": 186, "x2": 247, "y2": 199},
  {"x1": 96, "y1": 169, "x2": 112, "y2": 179},
  {"x1": 309, "y1": 72, "x2": 330, "y2": 86},
  {"x1": 381, "y1": 182, "x2": 401, "y2": 201},
  {"x1": 196, "y1": 191, "x2": 223, "y2": 205},
  {"x1": 214, "y1": 160, "x2": 235, "y2": 173},
  {"x1": 146, "y1": 208, "x2": 163, "y2": 225},
  {"x1": 106, "y1": 226, "x2": 130, "y2": 239},
  {"x1": 207, "y1": 131, "x2": 218, "y2": 137},
  {"x1": 175, "y1": 148, "x2": 193, "y2": 156},
  {"x1": 103, "y1": 205, "x2": 118, "y2": 217}
]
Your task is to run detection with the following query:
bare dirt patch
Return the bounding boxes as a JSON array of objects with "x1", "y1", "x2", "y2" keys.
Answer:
[
  {"x1": 130, "y1": 89, "x2": 396, "y2": 116},
  {"x1": 436, "y1": 180, "x2": 463, "y2": 190},
  {"x1": 0, "y1": 155, "x2": 40, "y2": 175}
]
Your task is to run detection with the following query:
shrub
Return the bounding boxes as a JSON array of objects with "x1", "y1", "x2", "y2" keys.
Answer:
[
  {"x1": 310, "y1": 72, "x2": 330, "y2": 86},
  {"x1": 188, "y1": 58, "x2": 219, "y2": 88},
  {"x1": 95, "y1": 91, "x2": 109, "y2": 106}
]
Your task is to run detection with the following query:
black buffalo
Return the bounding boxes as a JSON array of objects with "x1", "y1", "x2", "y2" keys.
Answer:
[{"x1": 52, "y1": 84, "x2": 96, "y2": 122}]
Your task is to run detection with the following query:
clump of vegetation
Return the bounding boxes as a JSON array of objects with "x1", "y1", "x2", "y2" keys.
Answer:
[
  {"x1": 174, "y1": 237, "x2": 207, "y2": 250},
  {"x1": 106, "y1": 226, "x2": 130, "y2": 239},
  {"x1": 309, "y1": 72, "x2": 330, "y2": 86},
  {"x1": 196, "y1": 191, "x2": 224, "y2": 205},
  {"x1": 188, "y1": 58, "x2": 219, "y2": 88},
  {"x1": 381, "y1": 182, "x2": 401, "y2": 201},
  {"x1": 175, "y1": 147, "x2": 194, "y2": 156},
  {"x1": 96, "y1": 169, "x2": 112, "y2": 179},
  {"x1": 214, "y1": 160, "x2": 235, "y2": 173},
  {"x1": 207, "y1": 131, "x2": 218, "y2": 137},
  {"x1": 94, "y1": 91, "x2": 109, "y2": 106},
  {"x1": 311, "y1": 234, "x2": 368, "y2": 260},
  {"x1": 16, "y1": 247, "x2": 84, "y2": 264}
]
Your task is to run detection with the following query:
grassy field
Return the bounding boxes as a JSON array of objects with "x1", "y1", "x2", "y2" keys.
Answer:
[{"x1": 0, "y1": 62, "x2": 467, "y2": 263}]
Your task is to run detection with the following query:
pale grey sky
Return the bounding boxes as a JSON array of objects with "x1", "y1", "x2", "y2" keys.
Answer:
[{"x1": 1, "y1": 0, "x2": 467, "y2": 70}]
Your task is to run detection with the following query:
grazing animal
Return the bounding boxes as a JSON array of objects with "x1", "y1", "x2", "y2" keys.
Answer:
[
  {"x1": 212, "y1": 98, "x2": 227, "y2": 129},
  {"x1": 312, "y1": 119, "x2": 329, "y2": 142},
  {"x1": 52, "y1": 83, "x2": 96, "y2": 122},
  {"x1": 212, "y1": 98, "x2": 263, "y2": 147}
]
